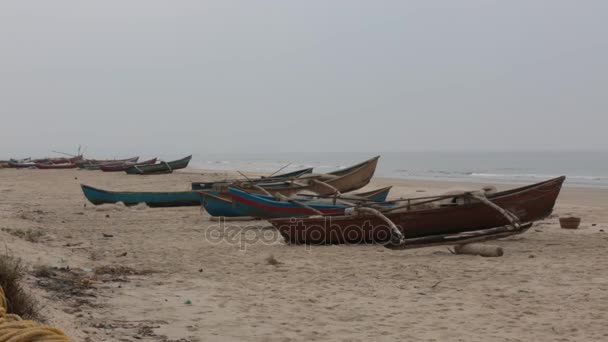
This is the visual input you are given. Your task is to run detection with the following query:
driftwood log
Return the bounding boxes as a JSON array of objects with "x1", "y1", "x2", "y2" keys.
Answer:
[{"x1": 454, "y1": 243, "x2": 504, "y2": 257}]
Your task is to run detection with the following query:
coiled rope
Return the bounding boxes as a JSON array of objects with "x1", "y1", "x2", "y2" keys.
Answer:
[{"x1": 0, "y1": 287, "x2": 72, "y2": 342}]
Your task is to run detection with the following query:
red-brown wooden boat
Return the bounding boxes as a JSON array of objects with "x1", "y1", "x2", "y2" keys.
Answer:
[
  {"x1": 99, "y1": 158, "x2": 158, "y2": 172},
  {"x1": 270, "y1": 176, "x2": 565, "y2": 245},
  {"x1": 35, "y1": 163, "x2": 78, "y2": 169}
]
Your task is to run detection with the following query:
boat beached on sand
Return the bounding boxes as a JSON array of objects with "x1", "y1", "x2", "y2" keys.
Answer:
[
  {"x1": 198, "y1": 186, "x2": 392, "y2": 218},
  {"x1": 80, "y1": 184, "x2": 200, "y2": 207},
  {"x1": 269, "y1": 176, "x2": 566, "y2": 248},
  {"x1": 125, "y1": 155, "x2": 192, "y2": 175},
  {"x1": 35, "y1": 163, "x2": 78, "y2": 169},
  {"x1": 191, "y1": 167, "x2": 314, "y2": 191},
  {"x1": 226, "y1": 156, "x2": 380, "y2": 197},
  {"x1": 99, "y1": 158, "x2": 158, "y2": 172},
  {"x1": 226, "y1": 186, "x2": 392, "y2": 219},
  {"x1": 76, "y1": 157, "x2": 139, "y2": 170}
]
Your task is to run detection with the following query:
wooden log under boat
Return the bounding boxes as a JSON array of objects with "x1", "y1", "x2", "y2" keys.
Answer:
[{"x1": 269, "y1": 176, "x2": 565, "y2": 245}]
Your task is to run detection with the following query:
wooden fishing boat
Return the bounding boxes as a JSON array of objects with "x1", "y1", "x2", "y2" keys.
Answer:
[
  {"x1": 124, "y1": 155, "x2": 192, "y2": 175},
  {"x1": 82, "y1": 164, "x2": 103, "y2": 170},
  {"x1": 33, "y1": 156, "x2": 82, "y2": 164},
  {"x1": 191, "y1": 167, "x2": 314, "y2": 191},
  {"x1": 270, "y1": 176, "x2": 565, "y2": 246},
  {"x1": 228, "y1": 186, "x2": 393, "y2": 219},
  {"x1": 80, "y1": 184, "x2": 200, "y2": 207},
  {"x1": 35, "y1": 163, "x2": 78, "y2": 169},
  {"x1": 198, "y1": 186, "x2": 392, "y2": 218},
  {"x1": 8, "y1": 159, "x2": 36, "y2": 168},
  {"x1": 76, "y1": 157, "x2": 139, "y2": 169},
  {"x1": 99, "y1": 158, "x2": 158, "y2": 172},
  {"x1": 231, "y1": 156, "x2": 380, "y2": 197},
  {"x1": 198, "y1": 191, "x2": 245, "y2": 217}
]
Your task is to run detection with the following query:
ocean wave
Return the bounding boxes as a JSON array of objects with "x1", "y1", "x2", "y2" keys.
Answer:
[{"x1": 470, "y1": 173, "x2": 604, "y2": 181}]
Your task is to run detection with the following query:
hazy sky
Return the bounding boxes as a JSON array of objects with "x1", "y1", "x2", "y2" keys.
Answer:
[{"x1": 1, "y1": 0, "x2": 607, "y2": 157}]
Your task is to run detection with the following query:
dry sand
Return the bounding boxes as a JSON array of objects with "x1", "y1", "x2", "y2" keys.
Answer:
[{"x1": 0, "y1": 168, "x2": 607, "y2": 342}]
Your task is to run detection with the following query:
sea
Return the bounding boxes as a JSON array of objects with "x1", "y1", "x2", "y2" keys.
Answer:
[{"x1": 186, "y1": 151, "x2": 608, "y2": 189}]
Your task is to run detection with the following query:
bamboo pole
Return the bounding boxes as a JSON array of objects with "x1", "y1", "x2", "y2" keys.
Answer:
[
  {"x1": 276, "y1": 194, "x2": 324, "y2": 215},
  {"x1": 354, "y1": 207, "x2": 404, "y2": 245}
]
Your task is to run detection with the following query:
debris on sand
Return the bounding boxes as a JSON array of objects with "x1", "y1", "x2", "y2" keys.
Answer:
[
  {"x1": 132, "y1": 202, "x2": 149, "y2": 210},
  {"x1": 1, "y1": 227, "x2": 45, "y2": 243},
  {"x1": 94, "y1": 202, "x2": 126, "y2": 212},
  {"x1": 94, "y1": 265, "x2": 156, "y2": 276},
  {"x1": 265, "y1": 254, "x2": 282, "y2": 266}
]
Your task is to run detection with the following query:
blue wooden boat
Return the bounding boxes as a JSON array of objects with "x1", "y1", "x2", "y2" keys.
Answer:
[
  {"x1": 228, "y1": 187, "x2": 394, "y2": 219},
  {"x1": 198, "y1": 186, "x2": 392, "y2": 218},
  {"x1": 191, "y1": 167, "x2": 314, "y2": 191},
  {"x1": 198, "y1": 191, "x2": 246, "y2": 217},
  {"x1": 81, "y1": 184, "x2": 200, "y2": 207}
]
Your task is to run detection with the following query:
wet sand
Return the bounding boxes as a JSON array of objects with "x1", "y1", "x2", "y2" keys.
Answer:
[{"x1": 1, "y1": 168, "x2": 607, "y2": 341}]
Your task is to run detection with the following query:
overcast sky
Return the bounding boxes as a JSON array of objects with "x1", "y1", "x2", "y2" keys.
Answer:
[{"x1": 1, "y1": 0, "x2": 607, "y2": 157}]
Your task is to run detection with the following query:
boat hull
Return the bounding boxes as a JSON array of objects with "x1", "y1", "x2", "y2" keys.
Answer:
[
  {"x1": 199, "y1": 186, "x2": 392, "y2": 218},
  {"x1": 125, "y1": 155, "x2": 192, "y2": 175},
  {"x1": 99, "y1": 158, "x2": 158, "y2": 172},
  {"x1": 234, "y1": 156, "x2": 380, "y2": 196},
  {"x1": 35, "y1": 163, "x2": 77, "y2": 169},
  {"x1": 199, "y1": 191, "x2": 246, "y2": 217},
  {"x1": 191, "y1": 167, "x2": 314, "y2": 191},
  {"x1": 270, "y1": 176, "x2": 565, "y2": 244},
  {"x1": 81, "y1": 185, "x2": 200, "y2": 207},
  {"x1": 76, "y1": 157, "x2": 139, "y2": 169},
  {"x1": 229, "y1": 186, "x2": 392, "y2": 219}
]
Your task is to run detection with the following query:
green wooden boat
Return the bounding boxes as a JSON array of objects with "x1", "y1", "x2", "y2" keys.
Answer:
[{"x1": 125, "y1": 155, "x2": 192, "y2": 175}]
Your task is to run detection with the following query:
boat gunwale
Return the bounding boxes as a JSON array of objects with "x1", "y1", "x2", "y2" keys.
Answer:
[
  {"x1": 81, "y1": 184, "x2": 196, "y2": 196},
  {"x1": 269, "y1": 176, "x2": 566, "y2": 224}
]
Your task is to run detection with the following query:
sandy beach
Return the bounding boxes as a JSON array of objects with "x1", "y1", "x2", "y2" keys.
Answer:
[{"x1": 1, "y1": 168, "x2": 607, "y2": 342}]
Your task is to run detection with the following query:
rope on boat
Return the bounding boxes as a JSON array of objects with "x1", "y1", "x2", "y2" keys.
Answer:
[
  {"x1": 0, "y1": 287, "x2": 72, "y2": 342},
  {"x1": 162, "y1": 161, "x2": 172, "y2": 173}
]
